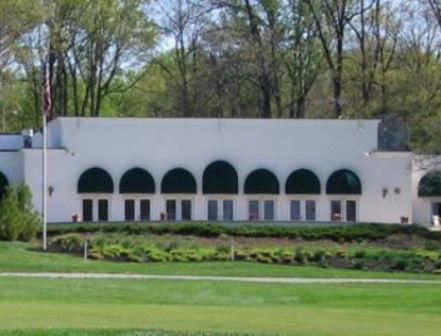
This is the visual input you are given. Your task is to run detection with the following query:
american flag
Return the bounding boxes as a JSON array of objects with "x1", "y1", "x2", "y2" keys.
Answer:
[{"x1": 43, "y1": 63, "x2": 52, "y2": 120}]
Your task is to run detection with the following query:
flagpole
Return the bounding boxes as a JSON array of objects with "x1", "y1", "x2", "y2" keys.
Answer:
[
  {"x1": 42, "y1": 63, "x2": 48, "y2": 251},
  {"x1": 42, "y1": 105, "x2": 47, "y2": 251}
]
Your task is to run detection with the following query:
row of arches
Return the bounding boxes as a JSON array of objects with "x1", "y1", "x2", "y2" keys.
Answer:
[{"x1": 78, "y1": 161, "x2": 362, "y2": 195}]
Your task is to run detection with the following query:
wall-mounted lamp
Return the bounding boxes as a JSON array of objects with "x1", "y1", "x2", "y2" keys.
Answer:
[
  {"x1": 48, "y1": 185, "x2": 54, "y2": 196},
  {"x1": 382, "y1": 187, "x2": 388, "y2": 198},
  {"x1": 394, "y1": 187, "x2": 401, "y2": 195}
]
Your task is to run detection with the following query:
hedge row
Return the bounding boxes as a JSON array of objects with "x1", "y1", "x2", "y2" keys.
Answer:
[{"x1": 41, "y1": 222, "x2": 441, "y2": 242}]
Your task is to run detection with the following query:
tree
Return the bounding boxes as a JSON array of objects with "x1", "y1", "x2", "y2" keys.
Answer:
[
  {"x1": 305, "y1": 0, "x2": 369, "y2": 117},
  {"x1": 283, "y1": 0, "x2": 322, "y2": 118}
]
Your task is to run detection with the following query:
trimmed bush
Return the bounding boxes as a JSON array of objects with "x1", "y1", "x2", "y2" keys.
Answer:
[{"x1": 44, "y1": 222, "x2": 441, "y2": 243}]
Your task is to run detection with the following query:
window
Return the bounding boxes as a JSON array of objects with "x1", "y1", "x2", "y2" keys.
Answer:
[
  {"x1": 140, "y1": 200, "x2": 150, "y2": 221},
  {"x1": 208, "y1": 200, "x2": 218, "y2": 220},
  {"x1": 249, "y1": 200, "x2": 259, "y2": 220},
  {"x1": 264, "y1": 200, "x2": 274, "y2": 220},
  {"x1": 98, "y1": 199, "x2": 109, "y2": 221},
  {"x1": 290, "y1": 200, "x2": 301, "y2": 220},
  {"x1": 331, "y1": 200, "x2": 342, "y2": 221},
  {"x1": 346, "y1": 200, "x2": 356, "y2": 221},
  {"x1": 223, "y1": 200, "x2": 234, "y2": 220},
  {"x1": 124, "y1": 199, "x2": 135, "y2": 221},
  {"x1": 305, "y1": 200, "x2": 316, "y2": 221},
  {"x1": 182, "y1": 200, "x2": 192, "y2": 220},
  {"x1": 83, "y1": 199, "x2": 93, "y2": 221},
  {"x1": 166, "y1": 200, "x2": 176, "y2": 221}
]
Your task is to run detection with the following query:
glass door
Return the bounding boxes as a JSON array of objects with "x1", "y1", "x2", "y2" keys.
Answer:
[
  {"x1": 83, "y1": 199, "x2": 93, "y2": 221},
  {"x1": 98, "y1": 199, "x2": 109, "y2": 221},
  {"x1": 124, "y1": 199, "x2": 135, "y2": 221}
]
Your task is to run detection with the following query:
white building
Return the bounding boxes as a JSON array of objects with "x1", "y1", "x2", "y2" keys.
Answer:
[{"x1": 0, "y1": 117, "x2": 434, "y2": 224}]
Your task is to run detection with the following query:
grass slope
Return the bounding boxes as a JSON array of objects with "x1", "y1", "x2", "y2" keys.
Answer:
[
  {"x1": 1, "y1": 241, "x2": 440, "y2": 280},
  {"x1": 0, "y1": 277, "x2": 441, "y2": 335}
]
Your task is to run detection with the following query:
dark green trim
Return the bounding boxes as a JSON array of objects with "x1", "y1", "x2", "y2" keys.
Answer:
[
  {"x1": 418, "y1": 171, "x2": 441, "y2": 197},
  {"x1": 161, "y1": 168, "x2": 196, "y2": 194},
  {"x1": 326, "y1": 169, "x2": 362, "y2": 195},
  {"x1": 203, "y1": 160, "x2": 238, "y2": 194},
  {"x1": 78, "y1": 167, "x2": 114, "y2": 194},
  {"x1": 286, "y1": 169, "x2": 320, "y2": 194},
  {"x1": 119, "y1": 168, "x2": 155, "y2": 194},
  {"x1": 244, "y1": 169, "x2": 279, "y2": 194},
  {"x1": 0, "y1": 171, "x2": 9, "y2": 200}
]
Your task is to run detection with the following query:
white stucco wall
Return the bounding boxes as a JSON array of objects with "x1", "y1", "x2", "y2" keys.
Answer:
[
  {"x1": 7, "y1": 117, "x2": 409, "y2": 223},
  {"x1": 0, "y1": 134, "x2": 23, "y2": 151},
  {"x1": 0, "y1": 151, "x2": 23, "y2": 187}
]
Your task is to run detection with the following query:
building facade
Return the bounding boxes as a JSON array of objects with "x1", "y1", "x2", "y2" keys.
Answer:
[{"x1": 0, "y1": 117, "x2": 432, "y2": 224}]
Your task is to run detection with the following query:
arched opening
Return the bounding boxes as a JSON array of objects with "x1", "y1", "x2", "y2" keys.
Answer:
[
  {"x1": 326, "y1": 169, "x2": 362, "y2": 195},
  {"x1": 244, "y1": 169, "x2": 279, "y2": 194},
  {"x1": 78, "y1": 168, "x2": 114, "y2": 193},
  {"x1": 203, "y1": 160, "x2": 238, "y2": 221},
  {"x1": 161, "y1": 168, "x2": 197, "y2": 221},
  {"x1": 161, "y1": 168, "x2": 196, "y2": 194},
  {"x1": 119, "y1": 168, "x2": 155, "y2": 194},
  {"x1": 0, "y1": 171, "x2": 9, "y2": 200},
  {"x1": 419, "y1": 171, "x2": 441, "y2": 225},
  {"x1": 286, "y1": 169, "x2": 320, "y2": 221},
  {"x1": 78, "y1": 167, "x2": 113, "y2": 222},
  {"x1": 119, "y1": 168, "x2": 154, "y2": 222},
  {"x1": 418, "y1": 171, "x2": 441, "y2": 197},
  {"x1": 326, "y1": 169, "x2": 361, "y2": 222},
  {"x1": 285, "y1": 169, "x2": 320, "y2": 194},
  {"x1": 203, "y1": 160, "x2": 238, "y2": 194},
  {"x1": 244, "y1": 169, "x2": 279, "y2": 221}
]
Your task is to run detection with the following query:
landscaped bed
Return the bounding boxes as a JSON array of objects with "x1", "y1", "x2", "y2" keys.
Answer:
[{"x1": 47, "y1": 223, "x2": 441, "y2": 274}]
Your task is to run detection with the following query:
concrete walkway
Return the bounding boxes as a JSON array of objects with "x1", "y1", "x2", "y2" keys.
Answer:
[{"x1": 0, "y1": 272, "x2": 440, "y2": 284}]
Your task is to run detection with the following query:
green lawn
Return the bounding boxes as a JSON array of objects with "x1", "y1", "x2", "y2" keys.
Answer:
[
  {"x1": 1, "y1": 241, "x2": 441, "y2": 335},
  {"x1": 1, "y1": 241, "x2": 441, "y2": 280},
  {"x1": 0, "y1": 276, "x2": 440, "y2": 335}
]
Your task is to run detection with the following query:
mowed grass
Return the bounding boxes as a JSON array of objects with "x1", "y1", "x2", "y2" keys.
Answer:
[
  {"x1": 0, "y1": 276, "x2": 441, "y2": 336},
  {"x1": 1, "y1": 241, "x2": 441, "y2": 280}
]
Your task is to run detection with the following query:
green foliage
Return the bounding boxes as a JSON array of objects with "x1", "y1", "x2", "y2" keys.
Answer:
[
  {"x1": 44, "y1": 222, "x2": 441, "y2": 243},
  {"x1": 51, "y1": 234, "x2": 83, "y2": 253},
  {"x1": 0, "y1": 184, "x2": 40, "y2": 242}
]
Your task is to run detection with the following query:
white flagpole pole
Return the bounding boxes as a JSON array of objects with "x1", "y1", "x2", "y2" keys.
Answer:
[{"x1": 42, "y1": 66, "x2": 48, "y2": 251}]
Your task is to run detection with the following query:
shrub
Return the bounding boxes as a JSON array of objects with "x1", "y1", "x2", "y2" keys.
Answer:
[
  {"x1": 51, "y1": 233, "x2": 83, "y2": 252},
  {"x1": 0, "y1": 187, "x2": 22, "y2": 241},
  {"x1": 101, "y1": 244, "x2": 126, "y2": 259},
  {"x1": 352, "y1": 260, "x2": 364, "y2": 270},
  {"x1": 0, "y1": 184, "x2": 40, "y2": 242},
  {"x1": 392, "y1": 258, "x2": 409, "y2": 271},
  {"x1": 294, "y1": 248, "x2": 306, "y2": 264},
  {"x1": 312, "y1": 249, "x2": 326, "y2": 263},
  {"x1": 335, "y1": 249, "x2": 348, "y2": 259},
  {"x1": 354, "y1": 250, "x2": 367, "y2": 259},
  {"x1": 256, "y1": 254, "x2": 273, "y2": 264}
]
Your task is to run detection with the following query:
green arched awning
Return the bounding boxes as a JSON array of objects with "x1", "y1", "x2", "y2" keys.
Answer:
[
  {"x1": 0, "y1": 171, "x2": 9, "y2": 200},
  {"x1": 326, "y1": 169, "x2": 362, "y2": 195},
  {"x1": 120, "y1": 168, "x2": 155, "y2": 194},
  {"x1": 244, "y1": 169, "x2": 279, "y2": 194},
  {"x1": 418, "y1": 171, "x2": 441, "y2": 197},
  {"x1": 78, "y1": 167, "x2": 114, "y2": 193},
  {"x1": 203, "y1": 160, "x2": 238, "y2": 194},
  {"x1": 286, "y1": 169, "x2": 320, "y2": 194},
  {"x1": 161, "y1": 168, "x2": 196, "y2": 194}
]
